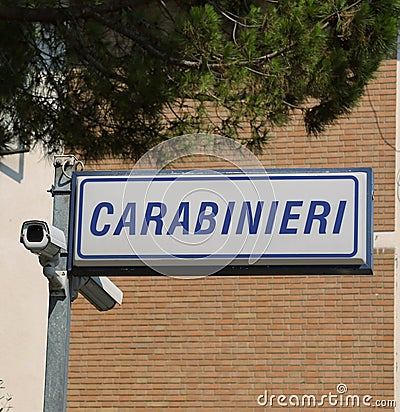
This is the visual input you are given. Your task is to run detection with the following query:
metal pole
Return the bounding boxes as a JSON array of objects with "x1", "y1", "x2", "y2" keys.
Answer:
[{"x1": 43, "y1": 155, "x2": 76, "y2": 412}]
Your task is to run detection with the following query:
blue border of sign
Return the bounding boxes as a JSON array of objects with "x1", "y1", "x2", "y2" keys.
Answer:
[{"x1": 68, "y1": 168, "x2": 373, "y2": 274}]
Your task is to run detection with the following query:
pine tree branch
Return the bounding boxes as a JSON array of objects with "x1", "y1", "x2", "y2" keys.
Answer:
[
  {"x1": 92, "y1": 11, "x2": 294, "y2": 70},
  {"x1": 59, "y1": 21, "x2": 126, "y2": 83},
  {"x1": 321, "y1": 0, "x2": 363, "y2": 29},
  {"x1": 207, "y1": 1, "x2": 262, "y2": 28},
  {"x1": 0, "y1": 0, "x2": 136, "y2": 24},
  {"x1": 0, "y1": 1, "x2": 294, "y2": 73},
  {"x1": 91, "y1": 11, "x2": 202, "y2": 68}
]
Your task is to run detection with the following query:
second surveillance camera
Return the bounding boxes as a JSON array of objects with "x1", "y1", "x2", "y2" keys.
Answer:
[
  {"x1": 20, "y1": 220, "x2": 66, "y2": 259},
  {"x1": 78, "y1": 276, "x2": 123, "y2": 311}
]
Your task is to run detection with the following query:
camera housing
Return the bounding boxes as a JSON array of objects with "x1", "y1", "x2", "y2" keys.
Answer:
[
  {"x1": 78, "y1": 276, "x2": 123, "y2": 311},
  {"x1": 20, "y1": 220, "x2": 123, "y2": 310},
  {"x1": 20, "y1": 220, "x2": 66, "y2": 259}
]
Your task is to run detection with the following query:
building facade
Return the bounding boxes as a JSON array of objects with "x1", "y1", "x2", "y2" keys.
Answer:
[
  {"x1": 65, "y1": 55, "x2": 399, "y2": 411},
  {"x1": 0, "y1": 149, "x2": 53, "y2": 411}
]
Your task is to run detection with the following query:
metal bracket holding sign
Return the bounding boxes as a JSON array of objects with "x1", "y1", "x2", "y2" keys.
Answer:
[{"x1": 68, "y1": 168, "x2": 373, "y2": 276}]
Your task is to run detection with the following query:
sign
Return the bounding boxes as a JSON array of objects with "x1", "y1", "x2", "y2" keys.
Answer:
[{"x1": 69, "y1": 169, "x2": 373, "y2": 275}]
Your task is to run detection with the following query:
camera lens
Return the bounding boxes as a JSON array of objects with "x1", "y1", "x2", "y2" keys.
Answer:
[{"x1": 26, "y1": 225, "x2": 44, "y2": 242}]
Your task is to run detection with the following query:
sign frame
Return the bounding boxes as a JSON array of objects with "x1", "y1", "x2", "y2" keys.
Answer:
[{"x1": 68, "y1": 168, "x2": 373, "y2": 276}]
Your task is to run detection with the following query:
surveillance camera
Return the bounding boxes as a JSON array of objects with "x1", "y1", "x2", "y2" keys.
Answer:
[
  {"x1": 20, "y1": 220, "x2": 66, "y2": 259},
  {"x1": 78, "y1": 276, "x2": 123, "y2": 312},
  {"x1": 20, "y1": 220, "x2": 68, "y2": 292},
  {"x1": 20, "y1": 220, "x2": 123, "y2": 307}
]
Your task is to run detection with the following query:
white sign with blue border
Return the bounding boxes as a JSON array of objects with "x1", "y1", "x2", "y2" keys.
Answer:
[{"x1": 69, "y1": 168, "x2": 373, "y2": 275}]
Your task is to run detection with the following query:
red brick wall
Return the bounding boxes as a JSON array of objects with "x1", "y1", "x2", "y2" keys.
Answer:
[{"x1": 67, "y1": 59, "x2": 396, "y2": 410}]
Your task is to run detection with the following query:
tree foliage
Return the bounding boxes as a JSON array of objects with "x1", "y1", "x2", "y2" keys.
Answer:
[{"x1": 0, "y1": 0, "x2": 398, "y2": 159}]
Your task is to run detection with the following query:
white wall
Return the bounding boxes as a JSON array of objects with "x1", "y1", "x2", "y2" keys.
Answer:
[{"x1": 0, "y1": 149, "x2": 53, "y2": 411}]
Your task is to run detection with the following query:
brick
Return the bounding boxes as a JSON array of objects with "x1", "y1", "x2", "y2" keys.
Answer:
[{"x1": 67, "y1": 60, "x2": 396, "y2": 411}]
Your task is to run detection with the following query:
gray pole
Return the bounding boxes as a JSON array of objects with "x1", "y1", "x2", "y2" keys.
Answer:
[{"x1": 43, "y1": 155, "x2": 77, "y2": 412}]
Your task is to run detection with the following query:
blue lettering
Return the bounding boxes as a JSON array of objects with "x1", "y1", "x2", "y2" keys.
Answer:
[
  {"x1": 140, "y1": 202, "x2": 167, "y2": 235},
  {"x1": 113, "y1": 202, "x2": 136, "y2": 235},
  {"x1": 195, "y1": 202, "x2": 218, "y2": 234},
  {"x1": 236, "y1": 201, "x2": 264, "y2": 234},
  {"x1": 90, "y1": 198, "x2": 345, "y2": 239},
  {"x1": 221, "y1": 202, "x2": 235, "y2": 235},
  {"x1": 280, "y1": 201, "x2": 303, "y2": 234},
  {"x1": 265, "y1": 201, "x2": 279, "y2": 234},
  {"x1": 333, "y1": 200, "x2": 347, "y2": 234},
  {"x1": 90, "y1": 202, "x2": 114, "y2": 236},
  {"x1": 304, "y1": 201, "x2": 331, "y2": 234},
  {"x1": 167, "y1": 202, "x2": 189, "y2": 235}
]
